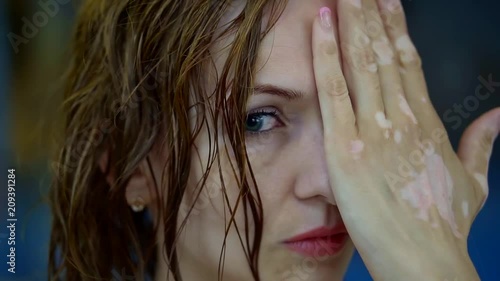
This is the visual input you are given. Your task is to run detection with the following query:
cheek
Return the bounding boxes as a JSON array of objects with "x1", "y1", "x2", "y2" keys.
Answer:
[
  {"x1": 182, "y1": 156, "x2": 243, "y2": 226},
  {"x1": 246, "y1": 141, "x2": 293, "y2": 204}
]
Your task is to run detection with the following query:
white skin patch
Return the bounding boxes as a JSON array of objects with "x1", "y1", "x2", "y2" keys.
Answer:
[
  {"x1": 394, "y1": 130, "x2": 402, "y2": 143},
  {"x1": 372, "y1": 39, "x2": 394, "y2": 65},
  {"x1": 384, "y1": 130, "x2": 390, "y2": 139},
  {"x1": 474, "y1": 172, "x2": 489, "y2": 209},
  {"x1": 350, "y1": 139, "x2": 365, "y2": 160},
  {"x1": 462, "y1": 201, "x2": 469, "y2": 218},
  {"x1": 349, "y1": 0, "x2": 362, "y2": 8},
  {"x1": 400, "y1": 153, "x2": 462, "y2": 238},
  {"x1": 474, "y1": 173, "x2": 488, "y2": 196},
  {"x1": 398, "y1": 94, "x2": 418, "y2": 124},
  {"x1": 379, "y1": 0, "x2": 401, "y2": 13},
  {"x1": 421, "y1": 97, "x2": 427, "y2": 103},
  {"x1": 367, "y1": 63, "x2": 378, "y2": 72},
  {"x1": 395, "y1": 35, "x2": 417, "y2": 63},
  {"x1": 375, "y1": 111, "x2": 393, "y2": 129}
]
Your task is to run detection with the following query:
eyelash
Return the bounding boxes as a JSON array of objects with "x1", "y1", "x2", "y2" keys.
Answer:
[{"x1": 245, "y1": 108, "x2": 283, "y2": 137}]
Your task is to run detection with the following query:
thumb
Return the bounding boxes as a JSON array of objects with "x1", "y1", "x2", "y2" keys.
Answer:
[{"x1": 457, "y1": 107, "x2": 500, "y2": 204}]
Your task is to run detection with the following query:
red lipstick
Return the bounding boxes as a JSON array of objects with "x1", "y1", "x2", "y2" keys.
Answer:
[{"x1": 284, "y1": 223, "x2": 348, "y2": 258}]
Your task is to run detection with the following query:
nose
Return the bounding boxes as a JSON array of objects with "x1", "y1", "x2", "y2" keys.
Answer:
[{"x1": 293, "y1": 123, "x2": 336, "y2": 205}]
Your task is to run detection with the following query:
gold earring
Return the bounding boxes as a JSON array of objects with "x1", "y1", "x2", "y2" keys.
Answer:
[{"x1": 130, "y1": 196, "x2": 145, "y2": 212}]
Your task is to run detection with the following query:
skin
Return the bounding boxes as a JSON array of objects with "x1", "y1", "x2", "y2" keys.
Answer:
[
  {"x1": 118, "y1": 0, "x2": 500, "y2": 280},
  {"x1": 314, "y1": 0, "x2": 499, "y2": 280}
]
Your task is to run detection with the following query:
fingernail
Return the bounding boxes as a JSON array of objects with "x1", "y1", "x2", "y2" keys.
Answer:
[{"x1": 320, "y1": 7, "x2": 333, "y2": 30}]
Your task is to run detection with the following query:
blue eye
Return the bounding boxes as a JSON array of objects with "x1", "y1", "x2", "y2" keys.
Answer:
[{"x1": 245, "y1": 108, "x2": 281, "y2": 135}]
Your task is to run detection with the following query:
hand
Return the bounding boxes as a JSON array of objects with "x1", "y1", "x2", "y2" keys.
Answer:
[{"x1": 312, "y1": 0, "x2": 499, "y2": 280}]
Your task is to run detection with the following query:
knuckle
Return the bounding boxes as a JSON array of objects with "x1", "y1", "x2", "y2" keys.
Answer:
[
  {"x1": 324, "y1": 75, "x2": 349, "y2": 98},
  {"x1": 372, "y1": 37, "x2": 395, "y2": 65},
  {"x1": 342, "y1": 43, "x2": 377, "y2": 73},
  {"x1": 394, "y1": 34, "x2": 422, "y2": 69},
  {"x1": 479, "y1": 130, "x2": 495, "y2": 154},
  {"x1": 398, "y1": 50, "x2": 422, "y2": 69},
  {"x1": 319, "y1": 41, "x2": 339, "y2": 56}
]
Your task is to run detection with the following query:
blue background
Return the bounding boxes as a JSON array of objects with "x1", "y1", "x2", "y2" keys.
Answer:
[{"x1": 1, "y1": 0, "x2": 499, "y2": 280}]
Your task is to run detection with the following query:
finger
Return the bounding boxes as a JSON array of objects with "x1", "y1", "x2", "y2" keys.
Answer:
[
  {"x1": 376, "y1": 0, "x2": 443, "y2": 133},
  {"x1": 338, "y1": 0, "x2": 385, "y2": 136},
  {"x1": 458, "y1": 107, "x2": 500, "y2": 210},
  {"x1": 313, "y1": 7, "x2": 357, "y2": 156},
  {"x1": 361, "y1": 0, "x2": 416, "y2": 140}
]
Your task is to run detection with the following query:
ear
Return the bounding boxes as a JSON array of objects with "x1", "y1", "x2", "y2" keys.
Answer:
[{"x1": 98, "y1": 150, "x2": 156, "y2": 212}]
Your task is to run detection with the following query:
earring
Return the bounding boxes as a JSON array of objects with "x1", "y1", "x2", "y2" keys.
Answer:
[{"x1": 130, "y1": 196, "x2": 145, "y2": 212}]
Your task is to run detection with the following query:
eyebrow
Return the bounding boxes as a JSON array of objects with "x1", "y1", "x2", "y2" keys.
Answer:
[{"x1": 252, "y1": 84, "x2": 305, "y2": 101}]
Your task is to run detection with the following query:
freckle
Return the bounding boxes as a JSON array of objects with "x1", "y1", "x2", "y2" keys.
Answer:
[
  {"x1": 398, "y1": 94, "x2": 418, "y2": 124},
  {"x1": 375, "y1": 111, "x2": 392, "y2": 129},
  {"x1": 462, "y1": 201, "x2": 469, "y2": 218},
  {"x1": 394, "y1": 130, "x2": 402, "y2": 143},
  {"x1": 372, "y1": 39, "x2": 394, "y2": 65},
  {"x1": 473, "y1": 173, "x2": 489, "y2": 197},
  {"x1": 350, "y1": 139, "x2": 364, "y2": 160}
]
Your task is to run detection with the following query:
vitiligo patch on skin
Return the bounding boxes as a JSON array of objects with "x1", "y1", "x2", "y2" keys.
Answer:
[
  {"x1": 367, "y1": 63, "x2": 378, "y2": 73},
  {"x1": 421, "y1": 97, "x2": 427, "y2": 103},
  {"x1": 372, "y1": 39, "x2": 394, "y2": 65},
  {"x1": 384, "y1": 130, "x2": 390, "y2": 139},
  {"x1": 350, "y1": 139, "x2": 364, "y2": 160},
  {"x1": 395, "y1": 35, "x2": 417, "y2": 63},
  {"x1": 349, "y1": 0, "x2": 362, "y2": 8},
  {"x1": 474, "y1": 172, "x2": 489, "y2": 198},
  {"x1": 394, "y1": 130, "x2": 402, "y2": 143},
  {"x1": 398, "y1": 94, "x2": 418, "y2": 124},
  {"x1": 354, "y1": 29, "x2": 370, "y2": 47},
  {"x1": 399, "y1": 153, "x2": 462, "y2": 238},
  {"x1": 378, "y1": 0, "x2": 401, "y2": 13},
  {"x1": 375, "y1": 111, "x2": 392, "y2": 129},
  {"x1": 462, "y1": 201, "x2": 469, "y2": 218},
  {"x1": 375, "y1": 111, "x2": 392, "y2": 139},
  {"x1": 415, "y1": 139, "x2": 435, "y2": 156}
]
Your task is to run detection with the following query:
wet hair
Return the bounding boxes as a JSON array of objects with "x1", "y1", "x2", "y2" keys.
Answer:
[{"x1": 48, "y1": 0, "x2": 287, "y2": 280}]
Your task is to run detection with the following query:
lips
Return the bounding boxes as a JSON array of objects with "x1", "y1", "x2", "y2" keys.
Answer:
[{"x1": 283, "y1": 224, "x2": 348, "y2": 257}]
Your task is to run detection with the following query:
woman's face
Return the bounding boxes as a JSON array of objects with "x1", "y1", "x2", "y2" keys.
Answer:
[{"x1": 153, "y1": 1, "x2": 355, "y2": 280}]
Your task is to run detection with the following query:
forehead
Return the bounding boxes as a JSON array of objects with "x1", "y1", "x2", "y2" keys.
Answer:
[
  {"x1": 209, "y1": 0, "x2": 334, "y2": 96},
  {"x1": 256, "y1": 0, "x2": 333, "y2": 95}
]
